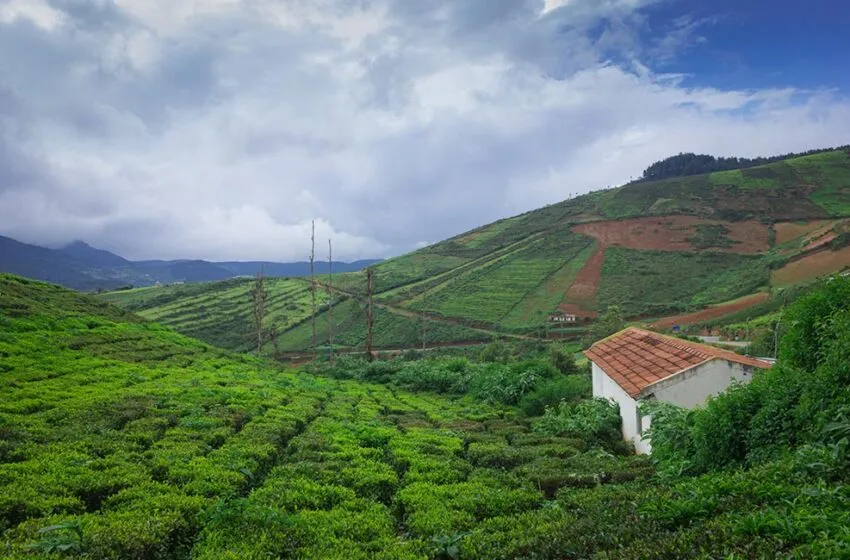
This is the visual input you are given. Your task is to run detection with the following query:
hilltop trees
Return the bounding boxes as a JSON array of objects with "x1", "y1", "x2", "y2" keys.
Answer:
[{"x1": 637, "y1": 145, "x2": 850, "y2": 183}]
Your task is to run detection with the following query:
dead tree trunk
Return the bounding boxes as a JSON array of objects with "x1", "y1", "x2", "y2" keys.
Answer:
[
  {"x1": 310, "y1": 220, "x2": 317, "y2": 360},
  {"x1": 365, "y1": 267, "x2": 374, "y2": 362},
  {"x1": 328, "y1": 238, "x2": 334, "y2": 365},
  {"x1": 251, "y1": 265, "x2": 268, "y2": 355}
]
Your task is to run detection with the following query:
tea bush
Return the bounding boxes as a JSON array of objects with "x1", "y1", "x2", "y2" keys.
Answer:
[{"x1": 3, "y1": 273, "x2": 850, "y2": 558}]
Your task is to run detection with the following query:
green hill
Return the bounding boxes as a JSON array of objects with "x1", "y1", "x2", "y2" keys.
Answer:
[
  {"x1": 102, "y1": 149, "x2": 850, "y2": 351},
  {"x1": 4, "y1": 273, "x2": 850, "y2": 557}
]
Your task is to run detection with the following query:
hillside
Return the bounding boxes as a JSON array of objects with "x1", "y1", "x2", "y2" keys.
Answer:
[
  {"x1": 0, "y1": 236, "x2": 379, "y2": 291},
  {"x1": 3, "y1": 273, "x2": 850, "y2": 558},
  {"x1": 103, "y1": 149, "x2": 850, "y2": 352}
]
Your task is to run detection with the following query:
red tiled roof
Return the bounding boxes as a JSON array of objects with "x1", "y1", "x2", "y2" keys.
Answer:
[{"x1": 584, "y1": 327, "x2": 772, "y2": 397}]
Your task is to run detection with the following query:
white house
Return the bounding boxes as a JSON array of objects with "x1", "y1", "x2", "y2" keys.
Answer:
[{"x1": 585, "y1": 327, "x2": 772, "y2": 454}]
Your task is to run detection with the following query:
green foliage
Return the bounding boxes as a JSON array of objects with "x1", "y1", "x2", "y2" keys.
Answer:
[
  {"x1": 648, "y1": 276, "x2": 850, "y2": 477},
  {"x1": 6, "y1": 272, "x2": 850, "y2": 558},
  {"x1": 830, "y1": 231, "x2": 850, "y2": 250},
  {"x1": 478, "y1": 340, "x2": 513, "y2": 364},
  {"x1": 548, "y1": 345, "x2": 579, "y2": 375},
  {"x1": 518, "y1": 375, "x2": 591, "y2": 417},
  {"x1": 580, "y1": 305, "x2": 624, "y2": 348},
  {"x1": 532, "y1": 399, "x2": 622, "y2": 451},
  {"x1": 779, "y1": 275, "x2": 850, "y2": 371}
]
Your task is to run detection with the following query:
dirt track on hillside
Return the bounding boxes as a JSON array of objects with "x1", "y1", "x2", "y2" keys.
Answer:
[
  {"x1": 650, "y1": 293, "x2": 770, "y2": 329},
  {"x1": 558, "y1": 246, "x2": 604, "y2": 319}
]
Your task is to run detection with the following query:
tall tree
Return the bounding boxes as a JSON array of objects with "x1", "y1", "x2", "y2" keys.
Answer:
[
  {"x1": 328, "y1": 238, "x2": 334, "y2": 365},
  {"x1": 310, "y1": 220, "x2": 317, "y2": 359},
  {"x1": 250, "y1": 265, "x2": 268, "y2": 355}
]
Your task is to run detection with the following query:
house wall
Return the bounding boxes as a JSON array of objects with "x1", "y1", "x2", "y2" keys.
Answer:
[
  {"x1": 649, "y1": 360, "x2": 754, "y2": 409},
  {"x1": 592, "y1": 359, "x2": 757, "y2": 455},
  {"x1": 592, "y1": 363, "x2": 652, "y2": 454}
]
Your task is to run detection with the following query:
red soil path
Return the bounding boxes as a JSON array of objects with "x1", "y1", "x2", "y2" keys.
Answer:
[
  {"x1": 650, "y1": 293, "x2": 770, "y2": 330},
  {"x1": 804, "y1": 232, "x2": 837, "y2": 252},
  {"x1": 558, "y1": 246, "x2": 605, "y2": 319}
]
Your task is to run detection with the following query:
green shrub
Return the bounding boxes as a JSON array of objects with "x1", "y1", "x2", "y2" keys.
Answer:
[
  {"x1": 532, "y1": 399, "x2": 622, "y2": 451},
  {"x1": 518, "y1": 375, "x2": 591, "y2": 417}
]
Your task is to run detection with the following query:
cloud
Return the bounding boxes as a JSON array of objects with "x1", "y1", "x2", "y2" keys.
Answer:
[{"x1": 0, "y1": 0, "x2": 848, "y2": 261}]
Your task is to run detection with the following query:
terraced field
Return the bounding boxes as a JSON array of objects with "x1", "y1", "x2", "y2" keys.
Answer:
[{"x1": 100, "y1": 279, "x2": 325, "y2": 352}]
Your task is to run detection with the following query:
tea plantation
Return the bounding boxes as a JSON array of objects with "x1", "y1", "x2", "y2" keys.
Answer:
[{"x1": 3, "y1": 273, "x2": 850, "y2": 558}]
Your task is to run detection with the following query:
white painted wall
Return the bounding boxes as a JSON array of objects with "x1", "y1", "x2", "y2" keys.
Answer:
[
  {"x1": 649, "y1": 360, "x2": 754, "y2": 409},
  {"x1": 592, "y1": 359, "x2": 757, "y2": 455},
  {"x1": 592, "y1": 363, "x2": 652, "y2": 454}
]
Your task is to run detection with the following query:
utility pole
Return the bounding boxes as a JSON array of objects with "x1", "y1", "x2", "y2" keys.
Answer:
[
  {"x1": 328, "y1": 238, "x2": 334, "y2": 365},
  {"x1": 310, "y1": 220, "x2": 317, "y2": 360},
  {"x1": 365, "y1": 268, "x2": 374, "y2": 362},
  {"x1": 421, "y1": 316, "x2": 427, "y2": 352}
]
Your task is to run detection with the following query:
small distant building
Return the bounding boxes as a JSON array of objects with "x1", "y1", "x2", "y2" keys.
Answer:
[
  {"x1": 548, "y1": 311, "x2": 577, "y2": 324},
  {"x1": 585, "y1": 328, "x2": 772, "y2": 454}
]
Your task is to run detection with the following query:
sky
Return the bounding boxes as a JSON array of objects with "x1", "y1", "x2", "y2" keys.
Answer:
[{"x1": 0, "y1": 0, "x2": 848, "y2": 262}]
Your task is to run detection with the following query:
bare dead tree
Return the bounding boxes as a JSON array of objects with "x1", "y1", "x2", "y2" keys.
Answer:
[
  {"x1": 310, "y1": 220, "x2": 317, "y2": 359},
  {"x1": 365, "y1": 267, "x2": 374, "y2": 362},
  {"x1": 250, "y1": 265, "x2": 268, "y2": 355},
  {"x1": 328, "y1": 238, "x2": 334, "y2": 364}
]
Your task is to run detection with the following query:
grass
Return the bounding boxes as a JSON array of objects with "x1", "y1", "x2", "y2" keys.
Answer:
[
  {"x1": 786, "y1": 150, "x2": 850, "y2": 215},
  {"x1": 597, "y1": 248, "x2": 770, "y2": 317}
]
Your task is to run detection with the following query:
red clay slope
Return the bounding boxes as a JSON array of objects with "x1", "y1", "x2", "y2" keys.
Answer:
[{"x1": 558, "y1": 217, "x2": 771, "y2": 318}]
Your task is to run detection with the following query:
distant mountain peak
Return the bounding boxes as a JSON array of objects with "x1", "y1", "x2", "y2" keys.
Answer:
[
  {"x1": 59, "y1": 240, "x2": 129, "y2": 267},
  {"x1": 63, "y1": 240, "x2": 97, "y2": 250}
]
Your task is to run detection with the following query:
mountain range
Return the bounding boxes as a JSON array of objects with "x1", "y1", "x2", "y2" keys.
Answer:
[{"x1": 0, "y1": 236, "x2": 380, "y2": 291}]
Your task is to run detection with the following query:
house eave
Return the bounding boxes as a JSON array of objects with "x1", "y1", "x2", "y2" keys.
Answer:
[{"x1": 633, "y1": 358, "x2": 714, "y2": 399}]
